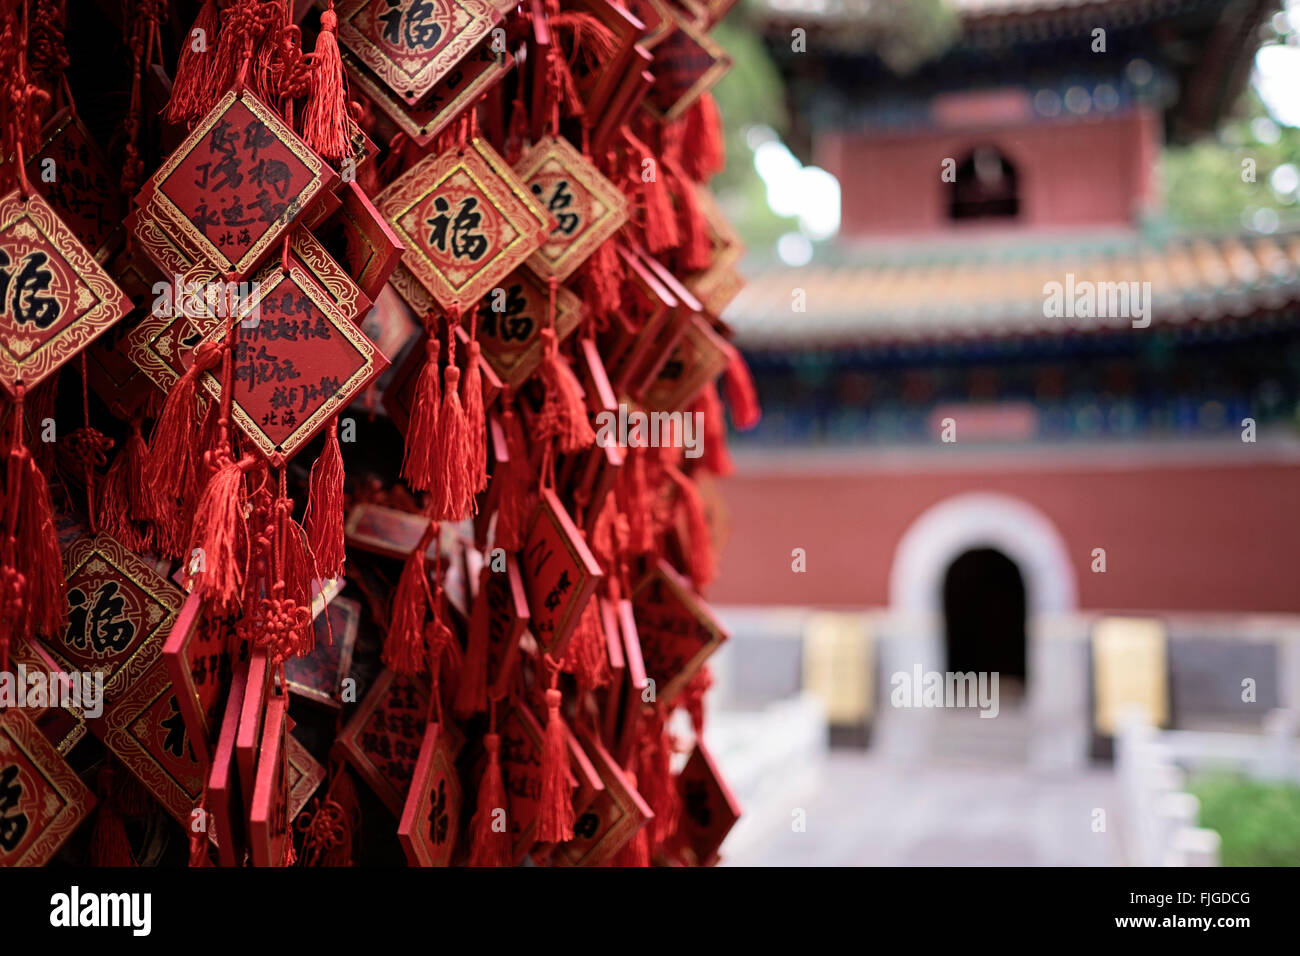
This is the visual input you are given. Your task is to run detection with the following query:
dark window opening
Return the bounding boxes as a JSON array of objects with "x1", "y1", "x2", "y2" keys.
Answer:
[
  {"x1": 943, "y1": 547, "x2": 1027, "y2": 692},
  {"x1": 949, "y1": 147, "x2": 1020, "y2": 221}
]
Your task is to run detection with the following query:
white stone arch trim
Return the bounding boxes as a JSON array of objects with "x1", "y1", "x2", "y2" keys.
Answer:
[{"x1": 889, "y1": 491, "x2": 1077, "y2": 617}]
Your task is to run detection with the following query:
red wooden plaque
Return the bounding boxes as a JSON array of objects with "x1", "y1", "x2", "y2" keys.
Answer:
[
  {"x1": 286, "y1": 734, "x2": 326, "y2": 823},
  {"x1": 0, "y1": 190, "x2": 132, "y2": 396},
  {"x1": 665, "y1": 740, "x2": 741, "y2": 865},
  {"x1": 91, "y1": 657, "x2": 207, "y2": 826},
  {"x1": 375, "y1": 137, "x2": 549, "y2": 310},
  {"x1": 554, "y1": 729, "x2": 652, "y2": 866},
  {"x1": 397, "y1": 721, "x2": 462, "y2": 866},
  {"x1": 336, "y1": 0, "x2": 501, "y2": 106},
  {"x1": 634, "y1": 312, "x2": 730, "y2": 412},
  {"x1": 208, "y1": 658, "x2": 249, "y2": 867},
  {"x1": 162, "y1": 591, "x2": 245, "y2": 765},
  {"x1": 235, "y1": 650, "x2": 272, "y2": 814},
  {"x1": 249, "y1": 692, "x2": 290, "y2": 866},
  {"x1": 28, "y1": 108, "x2": 126, "y2": 263},
  {"x1": 134, "y1": 89, "x2": 336, "y2": 277},
  {"x1": 485, "y1": 554, "x2": 529, "y2": 700},
  {"x1": 51, "y1": 533, "x2": 183, "y2": 706},
  {"x1": 344, "y1": 42, "x2": 514, "y2": 148},
  {"x1": 473, "y1": 268, "x2": 582, "y2": 388},
  {"x1": 333, "y1": 181, "x2": 406, "y2": 303},
  {"x1": 0, "y1": 708, "x2": 95, "y2": 866},
  {"x1": 516, "y1": 136, "x2": 628, "y2": 282},
  {"x1": 196, "y1": 261, "x2": 389, "y2": 464},
  {"x1": 630, "y1": 560, "x2": 727, "y2": 706},
  {"x1": 334, "y1": 668, "x2": 433, "y2": 816},
  {"x1": 284, "y1": 595, "x2": 361, "y2": 710},
  {"x1": 642, "y1": 8, "x2": 731, "y2": 122},
  {"x1": 520, "y1": 488, "x2": 603, "y2": 660}
]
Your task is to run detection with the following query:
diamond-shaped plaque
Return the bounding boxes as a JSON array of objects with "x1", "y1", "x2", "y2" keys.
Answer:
[
  {"x1": 397, "y1": 722, "x2": 462, "y2": 866},
  {"x1": 0, "y1": 708, "x2": 96, "y2": 866},
  {"x1": 473, "y1": 268, "x2": 583, "y2": 388},
  {"x1": 194, "y1": 261, "x2": 389, "y2": 464},
  {"x1": 375, "y1": 137, "x2": 549, "y2": 310},
  {"x1": 344, "y1": 42, "x2": 513, "y2": 148},
  {"x1": 516, "y1": 136, "x2": 628, "y2": 283},
  {"x1": 48, "y1": 533, "x2": 183, "y2": 707},
  {"x1": 630, "y1": 559, "x2": 728, "y2": 706},
  {"x1": 0, "y1": 191, "x2": 132, "y2": 397},
  {"x1": 27, "y1": 108, "x2": 126, "y2": 264},
  {"x1": 643, "y1": 9, "x2": 731, "y2": 122},
  {"x1": 134, "y1": 89, "x2": 336, "y2": 278},
  {"x1": 91, "y1": 656, "x2": 207, "y2": 826},
  {"x1": 336, "y1": 0, "x2": 500, "y2": 107}
]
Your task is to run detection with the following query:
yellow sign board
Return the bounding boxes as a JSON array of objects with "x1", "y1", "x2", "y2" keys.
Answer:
[
  {"x1": 1091, "y1": 616, "x2": 1169, "y2": 735},
  {"x1": 802, "y1": 613, "x2": 873, "y2": 724}
]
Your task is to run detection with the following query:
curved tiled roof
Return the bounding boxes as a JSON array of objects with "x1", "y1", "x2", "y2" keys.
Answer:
[{"x1": 724, "y1": 229, "x2": 1300, "y2": 349}]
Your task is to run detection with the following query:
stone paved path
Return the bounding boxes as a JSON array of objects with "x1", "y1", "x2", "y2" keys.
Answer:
[{"x1": 720, "y1": 751, "x2": 1127, "y2": 866}]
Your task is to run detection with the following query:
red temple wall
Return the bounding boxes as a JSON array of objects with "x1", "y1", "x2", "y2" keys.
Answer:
[
  {"x1": 710, "y1": 455, "x2": 1300, "y2": 613},
  {"x1": 820, "y1": 107, "x2": 1161, "y2": 237}
]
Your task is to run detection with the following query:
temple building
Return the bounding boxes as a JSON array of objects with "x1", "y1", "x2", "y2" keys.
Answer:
[{"x1": 714, "y1": 0, "x2": 1300, "y2": 763}]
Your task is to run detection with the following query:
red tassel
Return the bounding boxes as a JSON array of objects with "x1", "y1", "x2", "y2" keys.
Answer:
[
  {"x1": 582, "y1": 238, "x2": 623, "y2": 323},
  {"x1": 668, "y1": 466, "x2": 713, "y2": 591},
  {"x1": 249, "y1": 1, "x2": 285, "y2": 106},
  {"x1": 722, "y1": 350, "x2": 762, "y2": 430},
  {"x1": 89, "y1": 800, "x2": 136, "y2": 866},
  {"x1": 89, "y1": 765, "x2": 136, "y2": 867},
  {"x1": 165, "y1": 0, "x2": 220, "y2": 125},
  {"x1": 145, "y1": 342, "x2": 223, "y2": 557},
  {"x1": 201, "y1": 2, "x2": 245, "y2": 114},
  {"x1": 636, "y1": 713, "x2": 680, "y2": 846},
  {"x1": 280, "y1": 518, "x2": 317, "y2": 658},
  {"x1": 401, "y1": 335, "x2": 441, "y2": 493},
  {"x1": 673, "y1": 166, "x2": 712, "y2": 273},
  {"x1": 99, "y1": 421, "x2": 158, "y2": 552},
  {"x1": 302, "y1": 4, "x2": 351, "y2": 161},
  {"x1": 613, "y1": 772, "x2": 652, "y2": 867},
  {"x1": 434, "y1": 362, "x2": 469, "y2": 520},
  {"x1": 453, "y1": 567, "x2": 490, "y2": 717},
  {"x1": 468, "y1": 733, "x2": 511, "y2": 866},
  {"x1": 682, "y1": 92, "x2": 725, "y2": 183},
  {"x1": 562, "y1": 599, "x2": 609, "y2": 693},
  {"x1": 537, "y1": 687, "x2": 574, "y2": 843},
  {"x1": 493, "y1": 401, "x2": 534, "y2": 552},
  {"x1": 5, "y1": 443, "x2": 65, "y2": 643},
  {"x1": 463, "y1": 339, "x2": 487, "y2": 496},
  {"x1": 625, "y1": 131, "x2": 678, "y2": 253},
  {"x1": 305, "y1": 418, "x2": 346, "y2": 580},
  {"x1": 187, "y1": 457, "x2": 253, "y2": 610},
  {"x1": 383, "y1": 538, "x2": 429, "y2": 675},
  {"x1": 695, "y1": 385, "x2": 733, "y2": 477},
  {"x1": 539, "y1": 329, "x2": 594, "y2": 454}
]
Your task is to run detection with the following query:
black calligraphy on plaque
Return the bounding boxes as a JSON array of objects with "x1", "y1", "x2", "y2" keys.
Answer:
[
  {"x1": 426, "y1": 196, "x2": 488, "y2": 261},
  {"x1": 0, "y1": 765, "x2": 29, "y2": 853},
  {"x1": 684, "y1": 779, "x2": 711, "y2": 827},
  {"x1": 544, "y1": 570, "x2": 572, "y2": 613},
  {"x1": 427, "y1": 779, "x2": 449, "y2": 846},
  {"x1": 530, "y1": 179, "x2": 580, "y2": 236},
  {"x1": 0, "y1": 249, "x2": 61, "y2": 331},
  {"x1": 65, "y1": 581, "x2": 136, "y2": 655},
  {"x1": 161, "y1": 695, "x2": 196, "y2": 761},
  {"x1": 380, "y1": 0, "x2": 443, "y2": 52},
  {"x1": 477, "y1": 284, "x2": 533, "y2": 343},
  {"x1": 573, "y1": 810, "x2": 599, "y2": 839}
]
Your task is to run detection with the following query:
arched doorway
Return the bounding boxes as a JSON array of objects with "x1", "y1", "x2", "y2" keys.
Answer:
[
  {"x1": 949, "y1": 146, "x2": 1020, "y2": 220},
  {"x1": 943, "y1": 548, "x2": 1027, "y2": 696}
]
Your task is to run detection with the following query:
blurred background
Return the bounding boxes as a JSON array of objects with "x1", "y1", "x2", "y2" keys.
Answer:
[{"x1": 700, "y1": 0, "x2": 1300, "y2": 865}]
